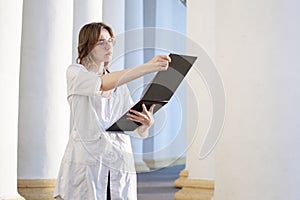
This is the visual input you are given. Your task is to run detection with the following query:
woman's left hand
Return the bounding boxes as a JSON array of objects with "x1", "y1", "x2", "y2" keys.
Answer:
[{"x1": 126, "y1": 104, "x2": 155, "y2": 128}]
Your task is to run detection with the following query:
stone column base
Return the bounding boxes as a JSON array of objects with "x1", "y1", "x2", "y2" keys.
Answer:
[
  {"x1": 144, "y1": 157, "x2": 186, "y2": 169},
  {"x1": 18, "y1": 179, "x2": 56, "y2": 200},
  {"x1": 174, "y1": 175, "x2": 214, "y2": 200},
  {"x1": 135, "y1": 161, "x2": 150, "y2": 173},
  {"x1": 174, "y1": 169, "x2": 188, "y2": 188}
]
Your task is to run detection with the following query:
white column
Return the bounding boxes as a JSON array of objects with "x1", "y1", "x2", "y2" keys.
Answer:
[
  {"x1": 0, "y1": 0, "x2": 24, "y2": 199},
  {"x1": 153, "y1": 0, "x2": 187, "y2": 167},
  {"x1": 186, "y1": 0, "x2": 216, "y2": 180},
  {"x1": 124, "y1": 0, "x2": 150, "y2": 172},
  {"x1": 18, "y1": 0, "x2": 72, "y2": 182},
  {"x1": 72, "y1": 0, "x2": 103, "y2": 62},
  {"x1": 174, "y1": 1, "x2": 219, "y2": 198},
  {"x1": 143, "y1": 0, "x2": 188, "y2": 169},
  {"x1": 214, "y1": 0, "x2": 300, "y2": 199},
  {"x1": 102, "y1": 0, "x2": 125, "y2": 71}
]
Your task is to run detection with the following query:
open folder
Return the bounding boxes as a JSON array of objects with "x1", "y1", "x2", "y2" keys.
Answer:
[{"x1": 106, "y1": 53, "x2": 197, "y2": 132}]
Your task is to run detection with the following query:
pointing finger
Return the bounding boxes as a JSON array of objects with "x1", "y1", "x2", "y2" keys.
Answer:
[{"x1": 142, "y1": 104, "x2": 147, "y2": 112}]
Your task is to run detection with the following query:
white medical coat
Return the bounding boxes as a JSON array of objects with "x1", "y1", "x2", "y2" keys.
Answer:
[{"x1": 53, "y1": 64, "x2": 137, "y2": 200}]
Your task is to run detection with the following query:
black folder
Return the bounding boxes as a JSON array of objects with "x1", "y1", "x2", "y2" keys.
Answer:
[{"x1": 106, "y1": 53, "x2": 197, "y2": 132}]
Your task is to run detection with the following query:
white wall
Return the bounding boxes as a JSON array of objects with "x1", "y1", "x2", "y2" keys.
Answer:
[
  {"x1": 214, "y1": 0, "x2": 300, "y2": 199},
  {"x1": 0, "y1": 0, "x2": 24, "y2": 198}
]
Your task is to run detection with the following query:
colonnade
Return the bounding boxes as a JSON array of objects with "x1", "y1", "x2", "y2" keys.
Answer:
[{"x1": 1, "y1": 1, "x2": 300, "y2": 200}]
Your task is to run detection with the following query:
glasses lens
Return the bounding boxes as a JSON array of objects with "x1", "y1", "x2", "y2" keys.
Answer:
[
  {"x1": 109, "y1": 38, "x2": 116, "y2": 46},
  {"x1": 97, "y1": 38, "x2": 116, "y2": 48}
]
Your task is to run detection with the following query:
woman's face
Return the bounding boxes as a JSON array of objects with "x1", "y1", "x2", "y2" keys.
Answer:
[{"x1": 90, "y1": 28, "x2": 114, "y2": 64}]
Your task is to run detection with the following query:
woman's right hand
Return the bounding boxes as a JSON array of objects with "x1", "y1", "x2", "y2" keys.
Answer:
[{"x1": 146, "y1": 55, "x2": 171, "y2": 72}]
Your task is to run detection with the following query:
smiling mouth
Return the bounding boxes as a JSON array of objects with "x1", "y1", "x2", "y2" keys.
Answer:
[{"x1": 106, "y1": 52, "x2": 112, "y2": 56}]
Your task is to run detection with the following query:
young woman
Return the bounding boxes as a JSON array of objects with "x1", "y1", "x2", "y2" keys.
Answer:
[{"x1": 53, "y1": 22, "x2": 171, "y2": 200}]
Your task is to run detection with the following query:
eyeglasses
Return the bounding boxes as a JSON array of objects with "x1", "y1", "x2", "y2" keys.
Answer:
[{"x1": 96, "y1": 38, "x2": 116, "y2": 48}]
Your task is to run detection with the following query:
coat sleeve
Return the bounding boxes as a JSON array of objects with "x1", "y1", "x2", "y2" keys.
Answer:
[{"x1": 67, "y1": 64, "x2": 102, "y2": 97}]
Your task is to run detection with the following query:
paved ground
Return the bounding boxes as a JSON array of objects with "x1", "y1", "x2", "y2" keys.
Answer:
[{"x1": 137, "y1": 164, "x2": 185, "y2": 200}]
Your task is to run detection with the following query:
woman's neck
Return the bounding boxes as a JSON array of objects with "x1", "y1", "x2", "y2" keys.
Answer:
[
  {"x1": 84, "y1": 56, "x2": 105, "y2": 74},
  {"x1": 91, "y1": 62, "x2": 105, "y2": 74}
]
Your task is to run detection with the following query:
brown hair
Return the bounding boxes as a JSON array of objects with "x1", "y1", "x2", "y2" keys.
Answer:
[{"x1": 76, "y1": 22, "x2": 114, "y2": 66}]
